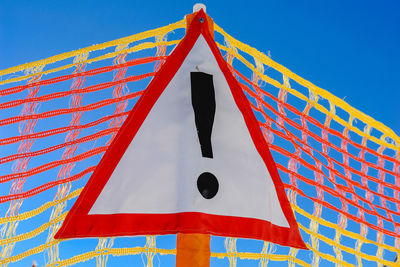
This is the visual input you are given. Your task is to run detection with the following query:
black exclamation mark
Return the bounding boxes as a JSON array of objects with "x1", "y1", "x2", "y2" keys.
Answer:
[{"x1": 191, "y1": 72, "x2": 219, "y2": 200}]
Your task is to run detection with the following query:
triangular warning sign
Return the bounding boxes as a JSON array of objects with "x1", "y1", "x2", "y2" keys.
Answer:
[{"x1": 55, "y1": 10, "x2": 306, "y2": 249}]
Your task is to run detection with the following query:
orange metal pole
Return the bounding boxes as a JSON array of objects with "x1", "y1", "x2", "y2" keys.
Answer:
[
  {"x1": 176, "y1": 233, "x2": 211, "y2": 267},
  {"x1": 186, "y1": 10, "x2": 214, "y2": 38},
  {"x1": 176, "y1": 6, "x2": 213, "y2": 267}
]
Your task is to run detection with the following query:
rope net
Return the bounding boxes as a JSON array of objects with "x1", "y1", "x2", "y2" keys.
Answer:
[{"x1": 0, "y1": 17, "x2": 399, "y2": 266}]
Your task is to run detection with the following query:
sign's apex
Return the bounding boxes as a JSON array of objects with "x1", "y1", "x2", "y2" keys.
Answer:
[{"x1": 193, "y1": 3, "x2": 206, "y2": 13}]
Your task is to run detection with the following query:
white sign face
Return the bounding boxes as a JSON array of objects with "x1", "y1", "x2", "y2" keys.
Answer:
[{"x1": 89, "y1": 35, "x2": 289, "y2": 228}]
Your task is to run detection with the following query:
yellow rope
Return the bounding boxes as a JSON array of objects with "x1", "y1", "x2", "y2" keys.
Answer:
[
  {"x1": 0, "y1": 189, "x2": 81, "y2": 224},
  {"x1": 46, "y1": 247, "x2": 389, "y2": 267},
  {"x1": 305, "y1": 244, "x2": 356, "y2": 267},
  {"x1": 44, "y1": 248, "x2": 314, "y2": 267},
  {"x1": 0, "y1": 19, "x2": 185, "y2": 77},
  {"x1": 292, "y1": 204, "x2": 400, "y2": 254},
  {"x1": 211, "y1": 252, "x2": 311, "y2": 266},
  {"x1": 6, "y1": 187, "x2": 397, "y2": 254},
  {"x1": 2, "y1": 190, "x2": 396, "y2": 265},
  {"x1": 0, "y1": 40, "x2": 180, "y2": 86},
  {"x1": 45, "y1": 248, "x2": 176, "y2": 267},
  {"x1": 0, "y1": 239, "x2": 60, "y2": 265},
  {"x1": 1, "y1": 19, "x2": 398, "y2": 150},
  {"x1": 0, "y1": 213, "x2": 66, "y2": 246},
  {"x1": 2, "y1": 236, "x2": 395, "y2": 267},
  {"x1": 298, "y1": 224, "x2": 394, "y2": 266},
  {"x1": 0, "y1": 17, "x2": 399, "y2": 267}
]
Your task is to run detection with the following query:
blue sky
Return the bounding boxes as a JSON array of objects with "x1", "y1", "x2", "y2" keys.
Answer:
[
  {"x1": 1, "y1": 0, "x2": 400, "y2": 266},
  {"x1": 1, "y1": 0, "x2": 399, "y2": 134}
]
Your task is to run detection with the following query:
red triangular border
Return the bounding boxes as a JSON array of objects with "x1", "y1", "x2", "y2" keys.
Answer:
[{"x1": 55, "y1": 10, "x2": 306, "y2": 249}]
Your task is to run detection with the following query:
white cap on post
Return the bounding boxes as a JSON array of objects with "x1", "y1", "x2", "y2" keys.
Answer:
[{"x1": 193, "y1": 3, "x2": 206, "y2": 13}]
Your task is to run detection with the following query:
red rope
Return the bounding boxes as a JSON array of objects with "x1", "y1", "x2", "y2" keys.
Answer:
[
  {"x1": 243, "y1": 89, "x2": 400, "y2": 194},
  {"x1": 0, "y1": 146, "x2": 107, "y2": 183},
  {"x1": 0, "y1": 111, "x2": 129, "y2": 146},
  {"x1": 283, "y1": 183, "x2": 397, "y2": 237},
  {"x1": 245, "y1": 96, "x2": 400, "y2": 226},
  {"x1": 0, "y1": 73, "x2": 153, "y2": 111},
  {"x1": 237, "y1": 74, "x2": 400, "y2": 191},
  {"x1": 235, "y1": 69, "x2": 400, "y2": 165},
  {"x1": 0, "y1": 127, "x2": 119, "y2": 165},
  {"x1": 0, "y1": 56, "x2": 398, "y2": 241},
  {"x1": 0, "y1": 166, "x2": 96, "y2": 204},
  {"x1": 0, "y1": 89, "x2": 144, "y2": 127},
  {"x1": 0, "y1": 56, "x2": 165, "y2": 97}
]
